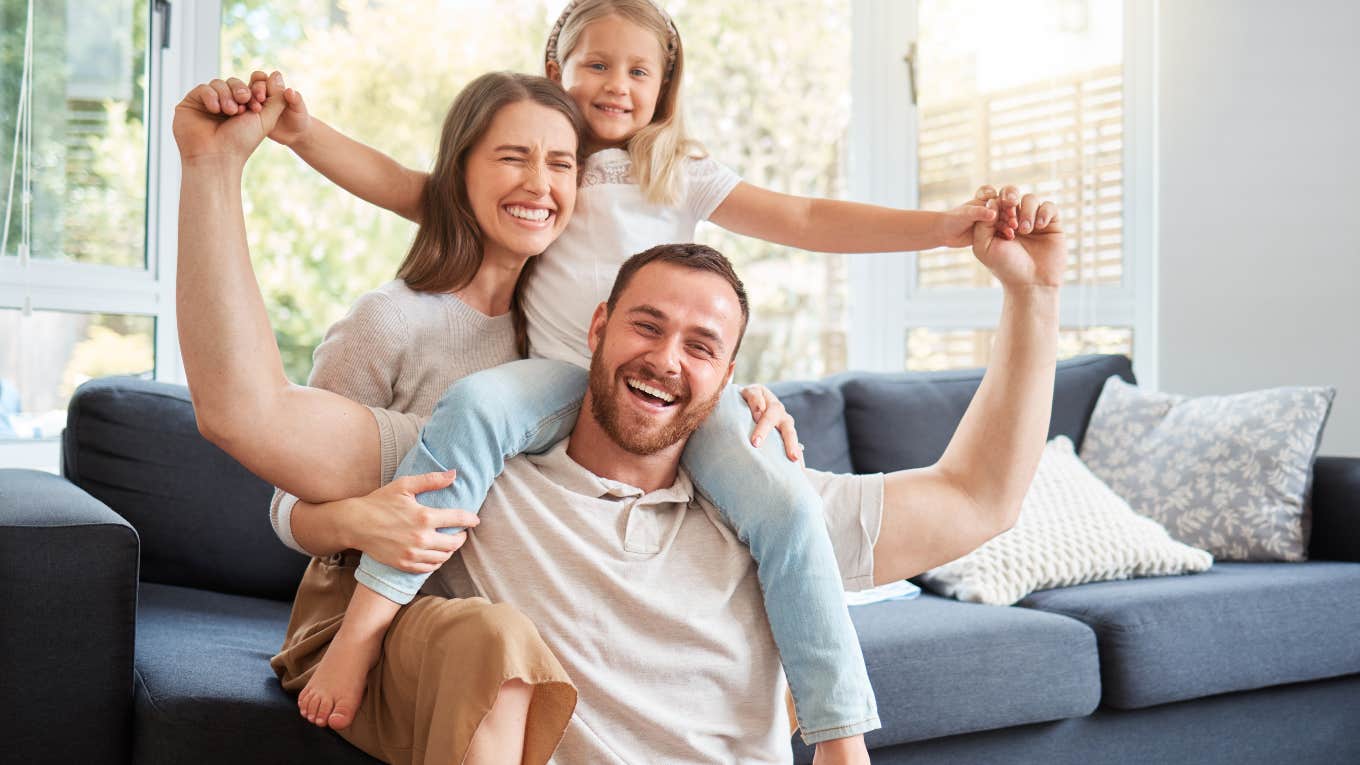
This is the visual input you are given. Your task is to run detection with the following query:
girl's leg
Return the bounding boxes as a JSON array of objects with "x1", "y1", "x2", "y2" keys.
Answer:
[
  {"x1": 303, "y1": 359, "x2": 585, "y2": 729},
  {"x1": 355, "y1": 358, "x2": 587, "y2": 603},
  {"x1": 681, "y1": 385, "x2": 879, "y2": 745}
]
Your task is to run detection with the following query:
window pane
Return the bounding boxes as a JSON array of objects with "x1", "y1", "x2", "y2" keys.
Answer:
[
  {"x1": 0, "y1": 309, "x2": 154, "y2": 439},
  {"x1": 906, "y1": 325, "x2": 1131, "y2": 371},
  {"x1": 690, "y1": 0, "x2": 851, "y2": 382},
  {"x1": 916, "y1": 0, "x2": 1122, "y2": 290},
  {"x1": 1, "y1": 1, "x2": 149, "y2": 268}
]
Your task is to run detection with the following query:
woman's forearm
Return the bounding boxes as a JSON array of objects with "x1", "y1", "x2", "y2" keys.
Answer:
[{"x1": 291, "y1": 118, "x2": 427, "y2": 223}]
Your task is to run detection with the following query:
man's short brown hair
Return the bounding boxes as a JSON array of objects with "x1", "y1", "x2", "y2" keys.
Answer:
[{"x1": 605, "y1": 243, "x2": 750, "y2": 358}]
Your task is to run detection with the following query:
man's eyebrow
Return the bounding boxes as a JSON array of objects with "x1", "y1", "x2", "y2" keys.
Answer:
[
  {"x1": 547, "y1": 150, "x2": 576, "y2": 161},
  {"x1": 626, "y1": 305, "x2": 727, "y2": 351}
]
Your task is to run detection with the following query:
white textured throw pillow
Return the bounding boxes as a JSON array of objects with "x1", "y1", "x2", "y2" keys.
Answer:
[{"x1": 916, "y1": 436, "x2": 1213, "y2": 606}]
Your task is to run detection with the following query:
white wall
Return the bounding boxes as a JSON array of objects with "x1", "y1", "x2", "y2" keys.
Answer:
[{"x1": 1157, "y1": 0, "x2": 1360, "y2": 456}]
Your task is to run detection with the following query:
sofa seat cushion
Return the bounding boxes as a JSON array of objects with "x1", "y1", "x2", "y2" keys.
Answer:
[
  {"x1": 134, "y1": 583, "x2": 377, "y2": 765},
  {"x1": 850, "y1": 593, "x2": 1101, "y2": 748},
  {"x1": 1020, "y1": 562, "x2": 1360, "y2": 710}
]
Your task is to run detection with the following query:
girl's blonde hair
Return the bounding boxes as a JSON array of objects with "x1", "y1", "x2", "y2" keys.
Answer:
[
  {"x1": 545, "y1": 0, "x2": 703, "y2": 205},
  {"x1": 396, "y1": 72, "x2": 586, "y2": 357}
]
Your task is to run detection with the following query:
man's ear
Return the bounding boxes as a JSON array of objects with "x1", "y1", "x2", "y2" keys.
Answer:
[
  {"x1": 546, "y1": 59, "x2": 562, "y2": 83},
  {"x1": 725, "y1": 362, "x2": 737, "y2": 387},
  {"x1": 587, "y1": 302, "x2": 608, "y2": 353}
]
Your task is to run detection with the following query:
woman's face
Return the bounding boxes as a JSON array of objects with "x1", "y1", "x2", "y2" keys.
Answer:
[{"x1": 465, "y1": 100, "x2": 578, "y2": 264}]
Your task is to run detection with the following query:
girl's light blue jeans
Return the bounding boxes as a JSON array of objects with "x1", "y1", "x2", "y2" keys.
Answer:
[{"x1": 355, "y1": 358, "x2": 880, "y2": 743}]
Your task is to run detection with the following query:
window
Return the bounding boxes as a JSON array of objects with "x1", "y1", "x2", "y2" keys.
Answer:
[
  {"x1": 1, "y1": 0, "x2": 172, "y2": 467},
  {"x1": 220, "y1": 0, "x2": 852, "y2": 385},
  {"x1": 900, "y1": 0, "x2": 1145, "y2": 372}
]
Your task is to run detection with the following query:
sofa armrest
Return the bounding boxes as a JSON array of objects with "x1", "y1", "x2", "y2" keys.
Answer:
[
  {"x1": 1309, "y1": 456, "x2": 1360, "y2": 562},
  {"x1": 0, "y1": 469, "x2": 138, "y2": 765}
]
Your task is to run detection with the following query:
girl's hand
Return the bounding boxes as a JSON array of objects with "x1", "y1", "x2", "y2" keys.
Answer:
[
  {"x1": 741, "y1": 384, "x2": 804, "y2": 463},
  {"x1": 248, "y1": 69, "x2": 312, "y2": 147},
  {"x1": 341, "y1": 471, "x2": 481, "y2": 574},
  {"x1": 935, "y1": 199, "x2": 1001, "y2": 248},
  {"x1": 173, "y1": 71, "x2": 286, "y2": 164},
  {"x1": 968, "y1": 184, "x2": 1064, "y2": 289}
]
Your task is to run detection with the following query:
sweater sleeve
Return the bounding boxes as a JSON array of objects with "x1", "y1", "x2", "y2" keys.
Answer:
[{"x1": 269, "y1": 288, "x2": 411, "y2": 554}]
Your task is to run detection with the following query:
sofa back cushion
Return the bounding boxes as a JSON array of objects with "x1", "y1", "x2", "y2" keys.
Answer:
[
  {"x1": 767, "y1": 376, "x2": 856, "y2": 474},
  {"x1": 63, "y1": 377, "x2": 308, "y2": 602},
  {"x1": 842, "y1": 354, "x2": 1134, "y2": 473}
]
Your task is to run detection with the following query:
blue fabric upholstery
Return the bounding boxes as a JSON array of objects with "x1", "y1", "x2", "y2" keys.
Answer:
[
  {"x1": 0, "y1": 469, "x2": 138, "y2": 765},
  {"x1": 64, "y1": 377, "x2": 308, "y2": 601},
  {"x1": 1020, "y1": 562, "x2": 1360, "y2": 709},
  {"x1": 133, "y1": 583, "x2": 378, "y2": 765},
  {"x1": 811, "y1": 673, "x2": 1360, "y2": 765},
  {"x1": 1310, "y1": 456, "x2": 1360, "y2": 561},
  {"x1": 841, "y1": 354, "x2": 1134, "y2": 473},
  {"x1": 769, "y1": 375, "x2": 855, "y2": 474},
  {"x1": 845, "y1": 593, "x2": 1101, "y2": 748}
]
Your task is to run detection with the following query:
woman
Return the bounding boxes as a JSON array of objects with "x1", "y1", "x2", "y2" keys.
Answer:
[{"x1": 174, "y1": 70, "x2": 584, "y2": 765}]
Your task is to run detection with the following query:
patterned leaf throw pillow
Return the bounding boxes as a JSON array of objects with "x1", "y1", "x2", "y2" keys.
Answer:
[
  {"x1": 916, "y1": 436, "x2": 1212, "y2": 606},
  {"x1": 1079, "y1": 376, "x2": 1335, "y2": 561}
]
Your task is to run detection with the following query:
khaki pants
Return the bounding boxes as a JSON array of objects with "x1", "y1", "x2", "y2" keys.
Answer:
[{"x1": 270, "y1": 553, "x2": 577, "y2": 765}]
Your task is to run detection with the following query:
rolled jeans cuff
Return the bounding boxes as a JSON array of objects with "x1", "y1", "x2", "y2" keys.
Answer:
[
  {"x1": 800, "y1": 714, "x2": 882, "y2": 745},
  {"x1": 354, "y1": 565, "x2": 418, "y2": 605}
]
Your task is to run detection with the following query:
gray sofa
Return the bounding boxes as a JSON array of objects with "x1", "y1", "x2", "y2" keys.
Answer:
[{"x1": 3, "y1": 354, "x2": 1358, "y2": 764}]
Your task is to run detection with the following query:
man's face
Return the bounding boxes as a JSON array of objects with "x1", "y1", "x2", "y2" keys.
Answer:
[{"x1": 586, "y1": 262, "x2": 742, "y2": 456}]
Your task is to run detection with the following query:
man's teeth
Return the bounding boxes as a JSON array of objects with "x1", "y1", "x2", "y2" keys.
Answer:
[
  {"x1": 506, "y1": 205, "x2": 550, "y2": 221},
  {"x1": 627, "y1": 379, "x2": 675, "y2": 403}
]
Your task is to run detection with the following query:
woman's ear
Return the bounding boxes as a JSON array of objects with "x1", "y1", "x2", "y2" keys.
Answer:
[{"x1": 546, "y1": 59, "x2": 562, "y2": 83}]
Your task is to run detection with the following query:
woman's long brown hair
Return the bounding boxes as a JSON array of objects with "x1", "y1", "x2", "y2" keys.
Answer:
[{"x1": 396, "y1": 72, "x2": 586, "y2": 356}]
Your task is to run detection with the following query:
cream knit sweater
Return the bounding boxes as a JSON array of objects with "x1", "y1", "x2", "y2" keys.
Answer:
[{"x1": 269, "y1": 279, "x2": 518, "y2": 554}]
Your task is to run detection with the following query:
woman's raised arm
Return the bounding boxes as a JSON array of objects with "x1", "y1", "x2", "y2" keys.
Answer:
[{"x1": 174, "y1": 72, "x2": 384, "y2": 502}]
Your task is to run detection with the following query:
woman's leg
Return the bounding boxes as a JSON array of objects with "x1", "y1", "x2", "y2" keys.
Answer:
[
  {"x1": 355, "y1": 358, "x2": 588, "y2": 604},
  {"x1": 681, "y1": 385, "x2": 879, "y2": 745},
  {"x1": 339, "y1": 595, "x2": 576, "y2": 765}
]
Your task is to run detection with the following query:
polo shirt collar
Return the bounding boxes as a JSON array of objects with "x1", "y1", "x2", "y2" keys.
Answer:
[{"x1": 529, "y1": 438, "x2": 695, "y2": 505}]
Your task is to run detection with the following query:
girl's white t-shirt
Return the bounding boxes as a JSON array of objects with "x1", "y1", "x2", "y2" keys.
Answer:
[{"x1": 523, "y1": 148, "x2": 742, "y2": 368}]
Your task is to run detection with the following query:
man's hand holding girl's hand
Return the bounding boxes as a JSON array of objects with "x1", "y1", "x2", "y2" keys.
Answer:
[
  {"x1": 969, "y1": 184, "x2": 1064, "y2": 291},
  {"x1": 173, "y1": 70, "x2": 287, "y2": 165}
]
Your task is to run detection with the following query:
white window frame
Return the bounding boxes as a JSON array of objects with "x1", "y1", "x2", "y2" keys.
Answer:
[
  {"x1": 0, "y1": 0, "x2": 221, "y2": 470},
  {"x1": 847, "y1": 0, "x2": 1158, "y2": 387}
]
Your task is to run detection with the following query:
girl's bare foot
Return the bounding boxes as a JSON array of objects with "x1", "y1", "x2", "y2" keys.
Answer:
[{"x1": 297, "y1": 624, "x2": 383, "y2": 729}]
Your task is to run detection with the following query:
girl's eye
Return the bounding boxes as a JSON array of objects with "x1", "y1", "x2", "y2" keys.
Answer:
[
  {"x1": 588, "y1": 62, "x2": 606, "y2": 71},
  {"x1": 630, "y1": 68, "x2": 648, "y2": 77}
]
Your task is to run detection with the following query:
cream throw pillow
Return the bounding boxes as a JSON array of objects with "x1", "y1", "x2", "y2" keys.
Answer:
[{"x1": 916, "y1": 436, "x2": 1213, "y2": 606}]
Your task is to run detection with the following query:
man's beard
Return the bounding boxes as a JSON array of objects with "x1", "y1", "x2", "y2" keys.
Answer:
[{"x1": 587, "y1": 343, "x2": 723, "y2": 457}]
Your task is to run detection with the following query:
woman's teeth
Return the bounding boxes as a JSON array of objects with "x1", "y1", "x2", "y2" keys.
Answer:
[{"x1": 506, "y1": 205, "x2": 550, "y2": 221}]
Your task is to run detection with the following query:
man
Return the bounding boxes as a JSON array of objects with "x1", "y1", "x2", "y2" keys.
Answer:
[{"x1": 378, "y1": 234, "x2": 1062, "y2": 762}]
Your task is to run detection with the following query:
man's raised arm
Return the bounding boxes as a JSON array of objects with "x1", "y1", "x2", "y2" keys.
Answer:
[
  {"x1": 174, "y1": 72, "x2": 383, "y2": 503},
  {"x1": 871, "y1": 185, "x2": 1063, "y2": 584}
]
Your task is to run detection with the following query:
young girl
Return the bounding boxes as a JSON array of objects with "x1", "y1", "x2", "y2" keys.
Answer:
[{"x1": 244, "y1": 0, "x2": 1011, "y2": 753}]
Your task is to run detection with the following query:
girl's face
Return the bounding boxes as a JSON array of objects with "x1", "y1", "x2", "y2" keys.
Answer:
[
  {"x1": 464, "y1": 100, "x2": 579, "y2": 264},
  {"x1": 554, "y1": 14, "x2": 667, "y2": 152}
]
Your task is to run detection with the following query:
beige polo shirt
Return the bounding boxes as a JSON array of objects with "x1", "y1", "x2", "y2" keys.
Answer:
[{"x1": 424, "y1": 438, "x2": 884, "y2": 764}]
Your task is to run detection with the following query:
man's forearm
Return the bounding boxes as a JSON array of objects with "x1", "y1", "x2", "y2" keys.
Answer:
[
  {"x1": 291, "y1": 119, "x2": 426, "y2": 223},
  {"x1": 936, "y1": 285, "x2": 1060, "y2": 518},
  {"x1": 177, "y1": 157, "x2": 292, "y2": 441}
]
